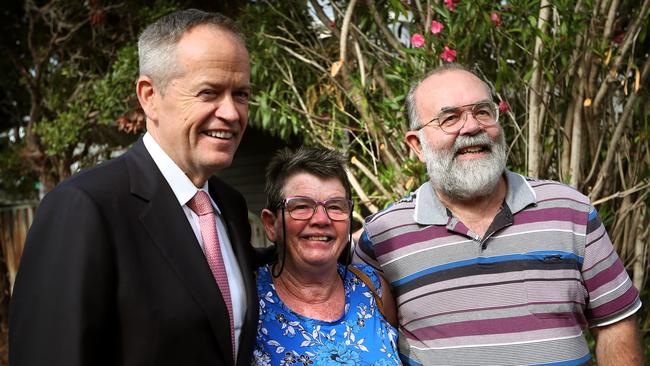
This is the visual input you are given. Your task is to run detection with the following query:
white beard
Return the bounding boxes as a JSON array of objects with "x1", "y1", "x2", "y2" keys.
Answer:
[{"x1": 420, "y1": 129, "x2": 507, "y2": 200}]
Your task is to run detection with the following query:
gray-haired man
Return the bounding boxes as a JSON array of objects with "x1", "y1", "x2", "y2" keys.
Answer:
[
  {"x1": 10, "y1": 9, "x2": 256, "y2": 365},
  {"x1": 355, "y1": 63, "x2": 643, "y2": 365}
]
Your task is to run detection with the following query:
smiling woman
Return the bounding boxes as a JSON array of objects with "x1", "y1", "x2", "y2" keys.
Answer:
[{"x1": 252, "y1": 146, "x2": 402, "y2": 366}]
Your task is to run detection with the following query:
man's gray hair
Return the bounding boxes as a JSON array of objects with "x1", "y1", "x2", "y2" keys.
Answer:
[
  {"x1": 138, "y1": 8, "x2": 245, "y2": 92},
  {"x1": 405, "y1": 63, "x2": 491, "y2": 130}
]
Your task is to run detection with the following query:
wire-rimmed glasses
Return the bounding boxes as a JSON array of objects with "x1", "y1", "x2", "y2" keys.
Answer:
[{"x1": 415, "y1": 101, "x2": 499, "y2": 134}]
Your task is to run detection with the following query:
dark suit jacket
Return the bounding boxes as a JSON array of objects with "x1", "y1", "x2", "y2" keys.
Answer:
[{"x1": 9, "y1": 139, "x2": 258, "y2": 366}]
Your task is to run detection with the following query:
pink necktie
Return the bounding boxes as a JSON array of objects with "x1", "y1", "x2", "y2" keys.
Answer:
[{"x1": 187, "y1": 190, "x2": 235, "y2": 362}]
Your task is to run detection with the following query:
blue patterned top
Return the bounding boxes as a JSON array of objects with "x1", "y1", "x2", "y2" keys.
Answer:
[{"x1": 253, "y1": 263, "x2": 401, "y2": 366}]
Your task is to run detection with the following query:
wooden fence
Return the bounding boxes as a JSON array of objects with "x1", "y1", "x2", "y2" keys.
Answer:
[
  {"x1": 0, "y1": 203, "x2": 36, "y2": 296},
  {"x1": 0, "y1": 203, "x2": 36, "y2": 366}
]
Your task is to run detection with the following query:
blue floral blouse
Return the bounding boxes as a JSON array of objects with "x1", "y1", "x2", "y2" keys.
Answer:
[{"x1": 253, "y1": 263, "x2": 401, "y2": 366}]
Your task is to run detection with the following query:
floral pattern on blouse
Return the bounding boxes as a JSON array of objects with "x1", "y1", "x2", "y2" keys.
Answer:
[{"x1": 253, "y1": 263, "x2": 401, "y2": 366}]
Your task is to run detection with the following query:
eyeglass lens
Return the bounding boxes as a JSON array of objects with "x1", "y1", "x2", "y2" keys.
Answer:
[
  {"x1": 284, "y1": 197, "x2": 351, "y2": 221},
  {"x1": 435, "y1": 102, "x2": 498, "y2": 133}
]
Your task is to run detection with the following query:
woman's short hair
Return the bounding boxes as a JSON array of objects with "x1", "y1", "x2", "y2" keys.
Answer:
[
  {"x1": 137, "y1": 8, "x2": 244, "y2": 92},
  {"x1": 265, "y1": 146, "x2": 352, "y2": 210}
]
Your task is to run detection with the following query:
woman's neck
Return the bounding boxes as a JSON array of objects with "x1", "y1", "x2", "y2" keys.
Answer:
[
  {"x1": 275, "y1": 262, "x2": 340, "y2": 302},
  {"x1": 272, "y1": 262, "x2": 345, "y2": 320}
]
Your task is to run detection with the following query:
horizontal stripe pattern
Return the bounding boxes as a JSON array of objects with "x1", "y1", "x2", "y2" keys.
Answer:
[
  {"x1": 399, "y1": 331, "x2": 593, "y2": 365},
  {"x1": 356, "y1": 173, "x2": 640, "y2": 365}
]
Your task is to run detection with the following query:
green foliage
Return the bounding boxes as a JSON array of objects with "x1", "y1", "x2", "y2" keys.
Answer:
[
  {"x1": 242, "y1": 0, "x2": 648, "y2": 207},
  {"x1": 244, "y1": 0, "x2": 555, "y2": 206},
  {"x1": 34, "y1": 110, "x2": 87, "y2": 157},
  {"x1": 0, "y1": 139, "x2": 38, "y2": 201},
  {"x1": 33, "y1": 43, "x2": 139, "y2": 158},
  {"x1": 94, "y1": 44, "x2": 140, "y2": 126}
]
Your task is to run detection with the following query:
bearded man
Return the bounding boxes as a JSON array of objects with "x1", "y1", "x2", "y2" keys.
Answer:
[{"x1": 354, "y1": 64, "x2": 643, "y2": 366}]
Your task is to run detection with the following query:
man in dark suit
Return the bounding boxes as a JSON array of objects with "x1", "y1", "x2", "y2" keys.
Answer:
[{"x1": 9, "y1": 9, "x2": 257, "y2": 366}]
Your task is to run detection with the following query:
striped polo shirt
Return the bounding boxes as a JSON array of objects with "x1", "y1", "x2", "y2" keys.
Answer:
[{"x1": 355, "y1": 171, "x2": 641, "y2": 366}]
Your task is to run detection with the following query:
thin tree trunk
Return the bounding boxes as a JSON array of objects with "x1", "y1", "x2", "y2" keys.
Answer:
[
  {"x1": 633, "y1": 206, "x2": 647, "y2": 290},
  {"x1": 527, "y1": 0, "x2": 552, "y2": 178},
  {"x1": 569, "y1": 81, "x2": 584, "y2": 188},
  {"x1": 560, "y1": 99, "x2": 575, "y2": 182}
]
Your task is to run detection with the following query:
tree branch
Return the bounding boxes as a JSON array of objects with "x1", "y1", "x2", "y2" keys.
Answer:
[
  {"x1": 592, "y1": 0, "x2": 650, "y2": 111},
  {"x1": 366, "y1": 0, "x2": 405, "y2": 57},
  {"x1": 308, "y1": 0, "x2": 341, "y2": 38},
  {"x1": 350, "y1": 155, "x2": 391, "y2": 199},
  {"x1": 347, "y1": 169, "x2": 378, "y2": 214},
  {"x1": 339, "y1": 0, "x2": 357, "y2": 65},
  {"x1": 590, "y1": 55, "x2": 650, "y2": 199},
  {"x1": 592, "y1": 181, "x2": 649, "y2": 206}
]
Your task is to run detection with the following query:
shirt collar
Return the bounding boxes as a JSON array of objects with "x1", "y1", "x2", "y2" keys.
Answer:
[
  {"x1": 413, "y1": 181, "x2": 449, "y2": 225},
  {"x1": 503, "y1": 170, "x2": 536, "y2": 214},
  {"x1": 413, "y1": 170, "x2": 536, "y2": 225},
  {"x1": 142, "y1": 132, "x2": 220, "y2": 213}
]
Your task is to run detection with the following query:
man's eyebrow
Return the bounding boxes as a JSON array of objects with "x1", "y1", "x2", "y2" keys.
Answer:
[
  {"x1": 196, "y1": 81, "x2": 251, "y2": 89},
  {"x1": 439, "y1": 99, "x2": 492, "y2": 112}
]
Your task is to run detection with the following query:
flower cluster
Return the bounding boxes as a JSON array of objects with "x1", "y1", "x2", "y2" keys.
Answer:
[
  {"x1": 444, "y1": 0, "x2": 459, "y2": 11},
  {"x1": 409, "y1": 4, "x2": 506, "y2": 63},
  {"x1": 410, "y1": 20, "x2": 456, "y2": 62}
]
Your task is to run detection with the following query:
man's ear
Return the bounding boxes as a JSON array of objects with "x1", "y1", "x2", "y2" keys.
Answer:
[
  {"x1": 136, "y1": 75, "x2": 158, "y2": 122},
  {"x1": 261, "y1": 209, "x2": 278, "y2": 242},
  {"x1": 405, "y1": 130, "x2": 426, "y2": 162}
]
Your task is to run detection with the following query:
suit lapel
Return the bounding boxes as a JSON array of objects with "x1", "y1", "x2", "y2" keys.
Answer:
[{"x1": 125, "y1": 139, "x2": 233, "y2": 364}]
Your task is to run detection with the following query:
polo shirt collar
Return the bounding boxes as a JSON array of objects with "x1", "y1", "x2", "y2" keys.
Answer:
[
  {"x1": 413, "y1": 181, "x2": 448, "y2": 225},
  {"x1": 413, "y1": 170, "x2": 536, "y2": 225},
  {"x1": 503, "y1": 170, "x2": 537, "y2": 214}
]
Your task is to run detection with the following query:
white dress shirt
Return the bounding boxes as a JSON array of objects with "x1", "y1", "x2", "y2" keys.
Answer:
[{"x1": 143, "y1": 133, "x2": 246, "y2": 355}]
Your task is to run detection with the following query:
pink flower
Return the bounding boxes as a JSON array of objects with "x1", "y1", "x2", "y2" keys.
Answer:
[
  {"x1": 444, "y1": 0, "x2": 457, "y2": 11},
  {"x1": 498, "y1": 100, "x2": 509, "y2": 113},
  {"x1": 430, "y1": 20, "x2": 444, "y2": 35},
  {"x1": 490, "y1": 12, "x2": 502, "y2": 27},
  {"x1": 411, "y1": 33, "x2": 425, "y2": 48},
  {"x1": 440, "y1": 46, "x2": 457, "y2": 62}
]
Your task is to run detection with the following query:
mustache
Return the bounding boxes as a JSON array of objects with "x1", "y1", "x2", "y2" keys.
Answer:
[{"x1": 451, "y1": 132, "x2": 495, "y2": 154}]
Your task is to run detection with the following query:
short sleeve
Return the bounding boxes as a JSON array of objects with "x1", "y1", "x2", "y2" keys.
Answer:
[
  {"x1": 581, "y1": 207, "x2": 641, "y2": 327},
  {"x1": 352, "y1": 229, "x2": 382, "y2": 271}
]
